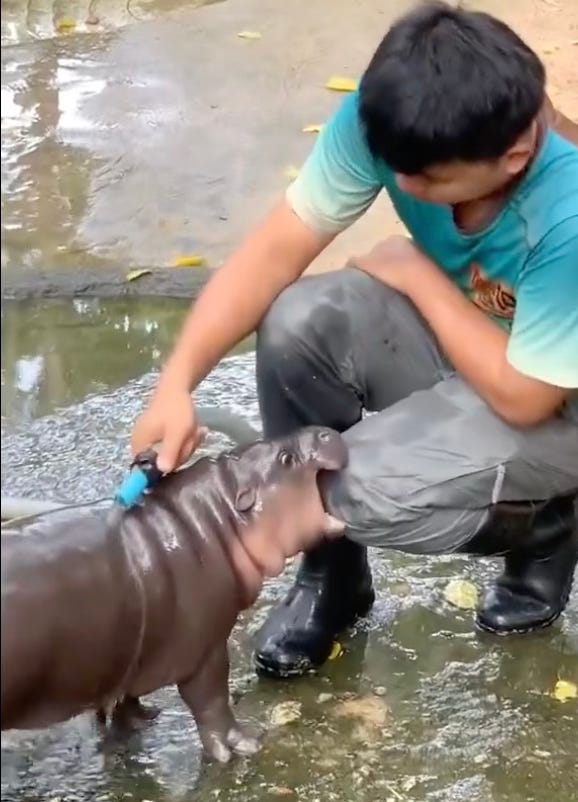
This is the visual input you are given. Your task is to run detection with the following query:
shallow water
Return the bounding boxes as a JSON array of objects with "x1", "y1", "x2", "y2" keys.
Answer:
[{"x1": 2, "y1": 298, "x2": 578, "y2": 802}]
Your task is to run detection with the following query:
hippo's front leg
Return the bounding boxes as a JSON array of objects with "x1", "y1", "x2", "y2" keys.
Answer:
[{"x1": 178, "y1": 643, "x2": 260, "y2": 763}]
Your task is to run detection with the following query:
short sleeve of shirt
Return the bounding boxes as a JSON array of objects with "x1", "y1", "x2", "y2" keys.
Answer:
[
  {"x1": 286, "y1": 91, "x2": 382, "y2": 234},
  {"x1": 507, "y1": 216, "x2": 578, "y2": 388}
]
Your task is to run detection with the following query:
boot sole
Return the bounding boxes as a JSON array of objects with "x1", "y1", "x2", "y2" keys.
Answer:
[
  {"x1": 254, "y1": 588, "x2": 376, "y2": 679},
  {"x1": 475, "y1": 572, "x2": 574, "y2": 636},
  {"x1": 475, "y1": 607, "x2": 563, "y2": 636}
]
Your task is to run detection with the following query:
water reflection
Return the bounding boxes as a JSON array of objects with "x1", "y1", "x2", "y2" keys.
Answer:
[
  {"x1": 2, "y1": 297, "x2": 186, "y2": 421},
  {"x1": 1, "y1": 297, "x2": 254, "y2": 423},
  {"x1": 1, "y1": 40, "x2": 111, "y2": 271}
]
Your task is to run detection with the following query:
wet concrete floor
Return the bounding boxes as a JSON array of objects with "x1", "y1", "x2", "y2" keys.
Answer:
[
  {"x1": 1, "y1": 297, "x2": 577, "y2": 802},
  {"x1": 2, "y1": 0, "x2": 576, "y2": 290},
  {"x1": 1, "y1": 0, "x2": 411, "y2": 283}
]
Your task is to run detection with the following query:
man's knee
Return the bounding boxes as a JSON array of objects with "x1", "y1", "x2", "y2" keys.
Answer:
[{"x1": 257, "y1": 267, "x2": 385, "y2": 358}]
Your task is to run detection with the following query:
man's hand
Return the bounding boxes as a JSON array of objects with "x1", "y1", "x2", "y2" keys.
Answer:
[
  {"x1": 131, "y1": 388, "x2": 207, "y2": 473},
  {"x1": 354, "y1": 235, "x2": 434, "y2": 295}
]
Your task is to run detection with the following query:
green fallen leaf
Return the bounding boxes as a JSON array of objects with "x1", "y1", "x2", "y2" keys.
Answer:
[
  {"x1": 443, "y1": 578, "x2": 478, "y2": 610},
  {"x1": 126, "y1": 269, "x2": 152, "y2": 282}
]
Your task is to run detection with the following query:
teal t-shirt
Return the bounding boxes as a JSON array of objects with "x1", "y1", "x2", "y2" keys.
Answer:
[{"x1": 287, "y1": 91, "x2": 578, "y2": 390}]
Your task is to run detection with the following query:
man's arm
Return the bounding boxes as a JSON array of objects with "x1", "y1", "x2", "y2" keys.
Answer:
[
  {"x1": 132, "y1": 92, "x2": 381, "y2": 466},
  {"x1": 157, "y1": 199, "x2": 334, "y2": 395},
  {"x1": 157, "y1": 91, "x2": 380, "y2": 396},
  {"x1": 355, "y1": 228, "x2": 578, "y2": 428},
  {"x1": 405, "y1": 265, "x2": 572, "y2": 427}
]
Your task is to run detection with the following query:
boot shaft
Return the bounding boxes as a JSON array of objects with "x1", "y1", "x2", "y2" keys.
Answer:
[{"x1": 462, "y1": 495, "x2": 576, "y2": 558}]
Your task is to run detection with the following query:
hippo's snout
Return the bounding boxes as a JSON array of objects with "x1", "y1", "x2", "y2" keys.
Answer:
[{"x1": 307, "y1": 427, "x2": 348, "y2": 472}]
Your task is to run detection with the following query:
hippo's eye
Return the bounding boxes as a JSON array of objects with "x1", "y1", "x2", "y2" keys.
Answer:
[
  {"x1": 318, "y1": 430, "x2": 331, "y2": 442},
  {"x1": 278, "y1": 450, "x2": 295, "y2": 467}
]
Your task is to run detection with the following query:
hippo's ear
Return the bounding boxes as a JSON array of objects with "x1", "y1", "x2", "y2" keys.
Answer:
[{"x1": 235, "y1": 485, "x2": 257, "y2": 513}]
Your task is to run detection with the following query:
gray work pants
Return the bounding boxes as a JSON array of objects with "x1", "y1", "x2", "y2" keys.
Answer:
[{"x1": 256, "y1": 268, "x2": 578, "y2": 554}]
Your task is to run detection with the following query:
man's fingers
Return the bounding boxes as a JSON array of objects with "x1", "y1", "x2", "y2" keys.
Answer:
[
  {"x1": 176, "y1": 434, "x2": 198, "y2": 468},
  {"x1": 157, "y1": 427, "x2": 190, "y2": 473}
]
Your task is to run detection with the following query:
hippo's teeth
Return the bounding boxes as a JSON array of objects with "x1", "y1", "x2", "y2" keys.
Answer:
[{"x1": 323, "y1": 513, "x2": 345, "y2": 534}]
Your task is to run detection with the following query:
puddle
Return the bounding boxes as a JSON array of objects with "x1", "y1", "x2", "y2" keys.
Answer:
[
  {"x1": 1, "y1": 0, "x2": 221, "y2": 46},
  {"x1": 2, "y1": 297, "x2": 577, "y2": 802},
  {"x1": 1, "y1": 296, "x2": 253, "y2": 423}
]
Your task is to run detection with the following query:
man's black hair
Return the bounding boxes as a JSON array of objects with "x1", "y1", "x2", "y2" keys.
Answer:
[{"x1": 358, "y1": 2, "x2": 546, "y2": 174}]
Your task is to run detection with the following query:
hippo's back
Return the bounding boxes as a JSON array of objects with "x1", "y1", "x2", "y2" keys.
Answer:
[{"x1": 1, "y1": 507, "x2": 142, "y2": 729}]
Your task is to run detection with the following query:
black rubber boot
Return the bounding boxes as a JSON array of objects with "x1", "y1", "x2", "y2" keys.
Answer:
[
  {"x1": 254, "y1": 538, "x2": 375, "y2": 678},
  {"x1": 462, "y1": 495, "x2": 577, "y2": 635}
]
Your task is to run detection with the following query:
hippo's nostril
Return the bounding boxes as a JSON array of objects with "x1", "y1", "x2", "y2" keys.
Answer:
[{"x1": 318, "y1": 430, "x2": 331, "y2": 442}]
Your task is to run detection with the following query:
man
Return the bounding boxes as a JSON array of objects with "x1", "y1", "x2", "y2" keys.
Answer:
[{"x1": 131, "y1": 2, "x2": 578, "y2": 678}]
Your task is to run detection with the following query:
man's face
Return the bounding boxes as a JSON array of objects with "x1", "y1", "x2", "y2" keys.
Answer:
[{"x1": 394, "y1": 157, "x2": 517, "y2": 205}]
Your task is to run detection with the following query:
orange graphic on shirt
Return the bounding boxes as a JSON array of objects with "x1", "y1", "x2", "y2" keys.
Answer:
[{"x1": 469, "y1": 263, "x2": 516, "y2": 320}]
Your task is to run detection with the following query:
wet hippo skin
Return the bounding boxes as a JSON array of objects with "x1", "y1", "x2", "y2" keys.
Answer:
[{"x1": 1, "y1": 426, "x2": 347, "y2": 762}]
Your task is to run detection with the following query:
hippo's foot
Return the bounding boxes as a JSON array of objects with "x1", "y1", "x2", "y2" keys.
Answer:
[
  {"x1": 178, "y1": 643, "x2": 262, "y2": 763},
  {"x1": 200, "y1": 719, "x2": 261, "y2": 763},
  {"x1": 112, "y1": 696, "x2": 161, "y2": 730}
]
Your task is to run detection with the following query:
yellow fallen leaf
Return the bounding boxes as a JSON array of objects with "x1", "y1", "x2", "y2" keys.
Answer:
[
  {"x1": 443, "y1": 578, "x2": 478, "y2": 610},
  {"x1": 237, "y1": 30, "x2": 262, "y2": 40},
  {"x1": 552, "y1": 679, "x2": 577, "y2": 703},
  {"x1": 126, "y1": 269, "x2": 152, "y2": 282},
  {"x1": 269, "y1": 700, "x2": 302, "y2": 727},
  {"x1": 302, "y1": 124, "x2": 323, "y2": 134},
  {"x1": 328, "y1": 640, "x2": 343, "y2": 660},
  {"x1": 56, "y1": 16, "x2": 76, "y2": 32},
  {"x1": 283, "y1": 165, "x2": 300, "y2": 181},
  {"x1": 172, "y1": 255, "x2": 205, "y2": 267},
  {"x1": 325, "y1": 76, "x2": 357, "y2": 92}
]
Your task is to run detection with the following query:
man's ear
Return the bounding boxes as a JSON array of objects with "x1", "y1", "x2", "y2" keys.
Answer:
[{"x1": 504, "y1": 121, "x2": 538, "y2": 177}]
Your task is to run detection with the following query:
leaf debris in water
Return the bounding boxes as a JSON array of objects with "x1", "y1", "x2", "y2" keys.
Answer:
[
  {"x1": 172, "y1": 254, "x2": 205, "y2": 267},
  {"x1": 302, "y1": 124, "x2": 323, "y2": 133},
  {"x1": 552, "y1": 679, "x2": 577, "y2": 702},
  {"x1": 56, "y1": 16, "x2": 76, "y2": 32},
  {"x1": 269, "y1": 700, "x2": 302, "y2": 727},
  {"x1": 328, "y1": 640, "x2": 343, "y2": 660},
  {"x1": 325, "y1": 76, "x2": 357, "y2": 92},
  {"x1": 237, "y1": 30, "x2": 262, "y2": 40},
  {"x1": 126, "y1": 269, "x2": 152, "y2": 282},
  {"x1": 443, "y1": 578, "x2": 478, "y2": 610}
]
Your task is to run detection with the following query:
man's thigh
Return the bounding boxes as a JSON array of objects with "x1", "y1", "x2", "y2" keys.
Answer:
[
  {"x1": 257, "y1": 267, "x2": 452, "y2": 416},
  {"x1": 322, "y1": 376, "x2": 578, "y2": 554}
]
